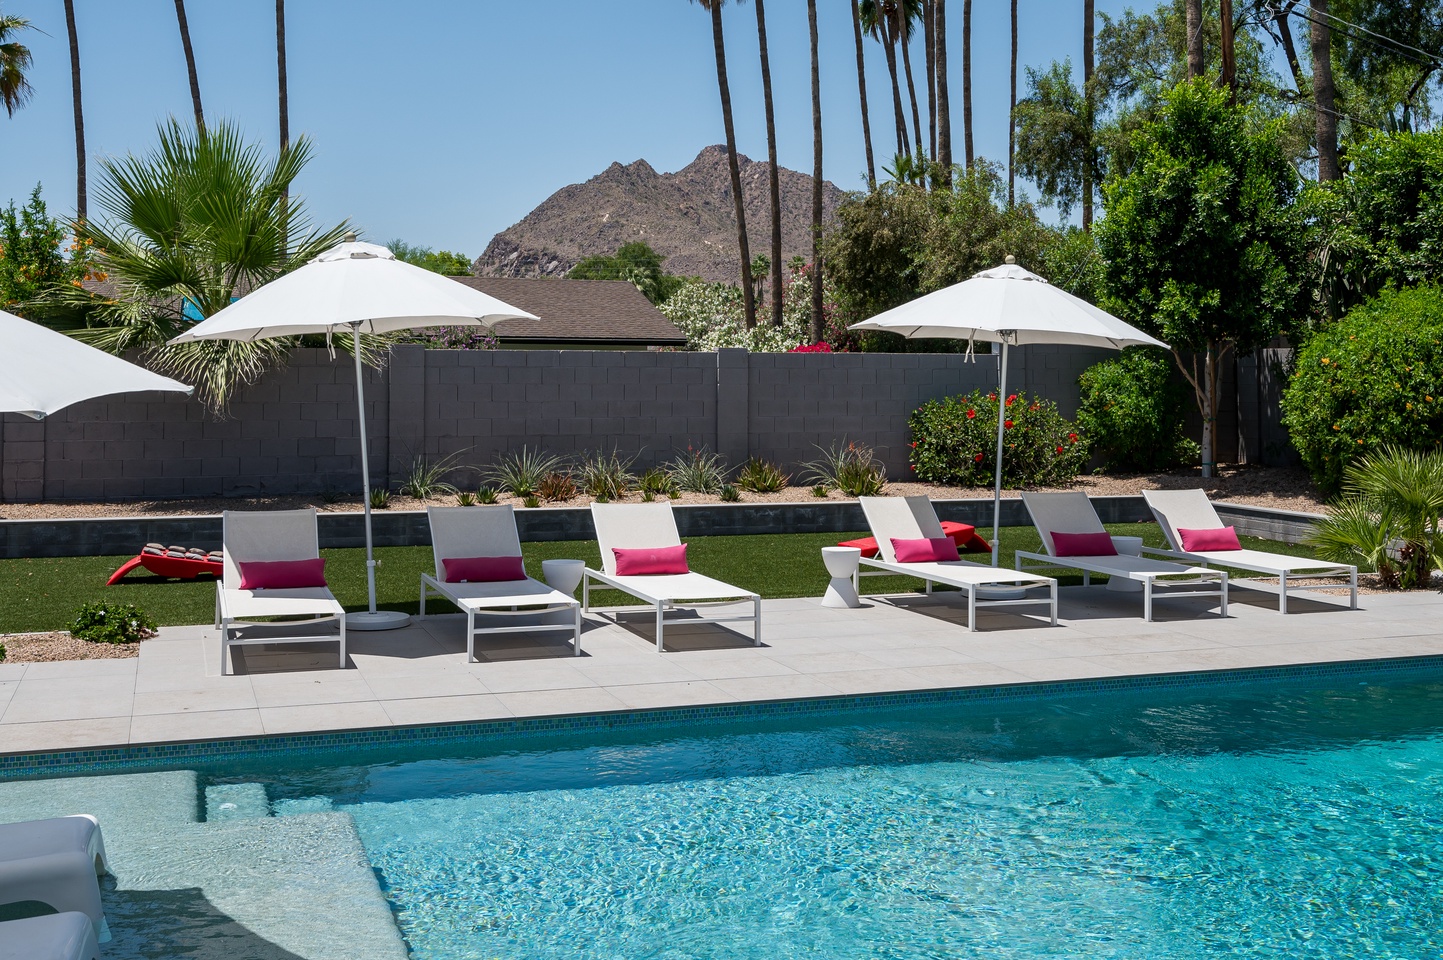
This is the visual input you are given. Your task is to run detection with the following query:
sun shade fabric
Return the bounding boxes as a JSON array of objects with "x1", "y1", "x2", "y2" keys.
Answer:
[
  {"x1": 0, "y1": 308, "x2": 192, "y2": 419},
  {"x1": 890, "y1": 537, "x2": 962, "y2": 563},
  {"x1": 167, "y1": 240, "x2": 537, "y2": 343},
  {"x1": 1178, "y1": 526, "x2": 1242, "y2": 552},
  {"x1": 1050, "y1": 531, "x2": 1118, "y2": 557},
  {"x1": 237, "y1": 558, "x2": 328, "y2": 590},
  {"x1": 442, "y1": 556, "x2": 527, "y2": 583},
  {"x1": 613, "y1": 544, "x2": 690, "y2": 576}
]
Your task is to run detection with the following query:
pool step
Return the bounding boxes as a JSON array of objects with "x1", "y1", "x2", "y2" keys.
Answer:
[{"x1": 205, "y1": 782, "x2": 271, "y2": 821}]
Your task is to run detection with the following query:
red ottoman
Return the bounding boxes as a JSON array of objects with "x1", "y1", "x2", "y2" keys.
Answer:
[{"x1": 840, "y1": 520, "x2": 991, "y2": 558}]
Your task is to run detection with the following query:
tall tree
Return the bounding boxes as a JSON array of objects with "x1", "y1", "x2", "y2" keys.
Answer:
[
  {"x1": 861, "y1": 1, "x2": 910, "y2": 158},
  {"x1": 173, "y1": 0, "x2": 204, "y2": 132},
  {"x1": 1082, "y1": 0, "x2": 1094, "y2": 229},
  {"x1": 1008, "y1": 0, "x2": 1017, "y2": 206},
  {"x1": 1311, "y1": 0, "x2": 1339, "y2": 180},
  {"x1": 1185, "y1": 0, "x2": 1204, "y2": 78},
  {"x1": 809, "y1": 0, "x2": 825, "y2": 342},
  {"x1": 962, "y1": 0, "x2": 973, "y2": 166},
  {"x1": 63, "y1": 0, "x2": 85, "y2": 222},
  {"x1": 897, "y1": 0, "x2": 926, "y2": 160},
  {"x1": 1219, "y1": 0, "x2": 1236, "y2": 97},
  {"x1": 851, "y1": 0, "x2": 877, "y2": 188},
  {"x1": 0, "y1": 11, "x2": 33, "y2": 117},
  {"x1": 924, "y1": 0, "x2": 937, "y2": 159},
  {"x1": 1263, "y1": 1, "x2": 1306, "y2": 92},
  {"x1": 276, "y1": 0, "x2": 288, "y2": 245},
  {"x1": 935, "y1": 0, "x2": 952, "y2": 184},
  {"x1": 754, "y1": 0, "x2": 783, "y2": 325},
  {"x1": 696, "y1": 0, "x2": 756, "y2": 328}
]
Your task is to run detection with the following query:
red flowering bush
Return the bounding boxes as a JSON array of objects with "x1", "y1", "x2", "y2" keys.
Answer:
[
  {"x1": 788, "y1": 341, "x2": 833, "y2": 353},
  {"x1": 907, "y1": 390, "x2": 1089, "y2": 487}
]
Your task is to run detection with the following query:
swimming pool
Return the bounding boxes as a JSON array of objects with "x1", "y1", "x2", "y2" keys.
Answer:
[{"x1": 176, "y1": 670, "x2": 1443, "y2": 959}]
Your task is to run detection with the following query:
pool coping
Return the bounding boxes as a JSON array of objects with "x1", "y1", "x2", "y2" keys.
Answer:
[{"x1": 4, "y1": 653, "x2": 1439, "y2": 781}]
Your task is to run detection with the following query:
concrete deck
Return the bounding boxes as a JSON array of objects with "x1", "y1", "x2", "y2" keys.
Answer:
[{"x1": 2, "y1": 584, "x2": 1441, "y2": 757}]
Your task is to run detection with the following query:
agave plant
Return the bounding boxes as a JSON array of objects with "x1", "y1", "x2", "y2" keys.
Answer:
[
  {"x1": 734, "y1": 457, "x2": 789, "y2": 493},
  {"x1": 487, "y1": 447, "x2": 562, "y2": 497},
  {"x1": 576, "y1": 449, "x2": 636, "y2": 501},
  {"x1": 398, "y1": 449, "x2": 468, "y2": 500},
  {"x1": 802, "y1": 440, "x2": 887, "y2": 497},
  {"x1": 62, "y1": 119, "x2": 355, "y2": 412},
  {"x1": 1308, "y1": 446, "x2": 1443, "y2": 590},
  {"x1": 665, "y1": 445, "x2": 727, "y2": 494}
]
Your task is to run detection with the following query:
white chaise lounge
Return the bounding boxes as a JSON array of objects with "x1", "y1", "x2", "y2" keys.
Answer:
[
  {"x1": 584, "y1": 502, "x2": 761, "y2": 652},
  {"x1": 418, "y1": 505, "x2": 582, "y2": 660},
  {"x1": 0, "y1": 815, "x2": 109, "y2": 945},
  {"x1": 857, "y1": 496, "x2": 1058, "y2": 630},
  {"x1": 1016, "y1": 492, "x2": 1229, "y2": 621},
  {"x1": 0, "y1": 913, "x2": 101, "y2": 960},
  {"x1": 216, "y1": 508, "x2": 346, "y2": 676},
  {"x1": 1142, "y1": 489, "x2": 1358, "y2": 614}
]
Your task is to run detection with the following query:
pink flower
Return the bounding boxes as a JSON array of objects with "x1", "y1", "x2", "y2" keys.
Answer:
[
  {"x1": 974, "y1": 453, "x2": 984, "y2": 463},
  {"x1": 966, "y1": 409, "x2": 976, "y2": 419},
  {"x1": 1004, "y1": 419, "x2": 1014, "y2": 429}
]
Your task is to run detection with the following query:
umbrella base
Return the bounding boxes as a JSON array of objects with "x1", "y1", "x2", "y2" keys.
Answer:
[
  {"x1": 975, "y1": 585, "x2": 1029, "y2": 601},
  {"x1": 346, "y1": 610, "x2": 412, "y2": 631}
]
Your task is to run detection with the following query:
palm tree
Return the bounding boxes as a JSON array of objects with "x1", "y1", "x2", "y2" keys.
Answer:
[
  {"x1": 896, "y1": 0, "x2": 926, "y2": 162},
  {"x1": 808, "y1": 0, "x2": 824, "y2": 343},
  {"x1": 694, "y1": 0, "x2": 756, "y2": 329},
  {"x1": 1007, "y1": 0, "x2": 1017, "y2": 207},
  {"x1": 851, "y1": 0, "x2": 877, "y2": 188},
  {"x1": 1082, "y1": 0, "x2": 1093, "y2": 229},
  {"x1": 935, "y1": 0, "x2": 951, "y2": 185},
  {"x1": 277, "y1": 0, "x2": 289, "y2": 245},
  {"x1": 754, "y1": 0, "x2": 783, "y2": 326},
  {"x1": 63, "y1": 1, "x2": 85, "y2": 222},
  {"x1": 1185, "y1": 0, "x2": 1203, "y2": 78},
  {"x1": 71, "y1": 120, "x2": 350, "y2": 411},
  {"x1": 962, "y1": 0, "x2": 973, "y2": 167},
  {"x1": 173, "y1": 0, "x2": 204, "y2": 132},
  {"x1": 861, "y1": 0, "x2": 910, "y2": 158},
  {"x1": 0, "y1": 11, "x2": 33, "y2": 118},
  {"x1": 924, "y1": 0, "x2": 936, "y2": 159},
  {"x1": 1311, "y1": 0, "x2": 1339, "y2": 180}
]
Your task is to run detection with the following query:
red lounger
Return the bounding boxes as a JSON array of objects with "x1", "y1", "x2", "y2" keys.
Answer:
[
  {"x1": 840, "y1": 520, "x2": 991, "y2": 558},
  {"x1": 107, "y1": 544, "x2": 222, "y2": 586}
]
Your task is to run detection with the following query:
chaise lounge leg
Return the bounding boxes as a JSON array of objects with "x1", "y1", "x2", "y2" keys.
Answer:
[
  {"x1": 1049, "y1": 579, "x2": 1058, "y2": 626},
  {"x1": 1349, "y1": 567, "x2": 1358, "y2": 610},
  {"x1": 967, "y1": 586, "x2": 977, "y2": 631},
  {"x1": 220, "y1": 623, "x2": 230, "y2": 677},
  {"x1": 753, "y1": 595, "x2": 762, "y2": 645},
  {"x1": 1219, "y1": 573, "x2": 1229, "y2": 617},
  {"x1": 573, "y1": 603, "x2": 582, "y2": 655},
  {"x1": 1143, "y1": 580, "x2": 1153, "y2": 622},
  {"x1": 418, "y1": 576, "x2": 427, "y2": 619},
  {"x1": 1279, "y1": 572, "x2": 1288, "y2": 615},
  {"x1": 338, "y1": 613, "x2": 347, "y2": 669},
  {"x1": 466, "y1": 609, "x2": 475, "y2": 663},
  {"x1": 656, "y1": 601, "x2": 665, "y2": 653}
]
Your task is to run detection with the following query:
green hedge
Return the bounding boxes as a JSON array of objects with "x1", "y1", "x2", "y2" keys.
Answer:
[
  {"x1": 908, "y1": 390, "x2": 1089, "y2": 487},
  {"x1": 1076, "y1": 348, "x2": 1197, "y2": 472},
  {"x1": 1281, "y1": 285, "x2": 1443, "y2": 496}
]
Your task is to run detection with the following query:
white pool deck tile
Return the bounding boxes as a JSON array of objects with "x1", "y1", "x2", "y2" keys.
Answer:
[{"x1": 1, "y1": 586, "x2": 1441, "y2": 756}]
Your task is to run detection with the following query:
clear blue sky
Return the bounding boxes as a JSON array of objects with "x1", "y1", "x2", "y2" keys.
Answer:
[{"x1": 4, "y1": 0, "x2": 1144, "y2": 257}]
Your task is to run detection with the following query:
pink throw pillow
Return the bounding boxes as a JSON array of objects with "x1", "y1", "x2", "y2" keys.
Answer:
[
  {"x1": 1178, "y1": 526, "x2": 1242, "y2": 552},
  {"x1": 1051, "y1": 531, "x2": 1117, "y2": 557},
  {"x1": 237, "y1": 558, "x2": 327, "y2": 590},
  {"x1": 890, "y1": 537, "x2": 962, "y2": 563},
  {"x1": 442, "y1": 556, "x2": 527, "y2": 583},
  {"x1": 613, "y1": 544, "x2": 690, "y2": 576}
]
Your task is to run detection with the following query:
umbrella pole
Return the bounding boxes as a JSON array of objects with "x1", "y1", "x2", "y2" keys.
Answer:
[
  {"x1": 990, "y1": 340, "x2": 1009, "y2": 567},
  {"x1": 347, "y1": 325, "x2": 410, "y2": 631}
]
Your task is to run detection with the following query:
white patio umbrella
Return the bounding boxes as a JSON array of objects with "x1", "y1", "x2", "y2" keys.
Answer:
[
  {"x1": 850, "y1": 257, "x2": 1168, "y2": 567},
  {"x1": 0, "y1": 308, "x2": 192, "y2": 419},
  {"x1": 169, "y1": 236, "x2": 538, "y2": 630}
]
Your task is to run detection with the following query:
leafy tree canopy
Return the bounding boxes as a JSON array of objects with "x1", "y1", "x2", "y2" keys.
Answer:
[
  {"x1": 387, "y1": 240, "x2": 472, "y2": 276},
  {"x1": 567, "y1": 241, "x2": 688, "y2": 306},
  {"x1": 0, "y1": 184, "x2": 95, "y2": 328}
]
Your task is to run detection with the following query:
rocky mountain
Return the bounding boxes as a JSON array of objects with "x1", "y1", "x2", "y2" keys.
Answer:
[{"x1": 473, "y1": 145, "x2": 847, "y2": 284}]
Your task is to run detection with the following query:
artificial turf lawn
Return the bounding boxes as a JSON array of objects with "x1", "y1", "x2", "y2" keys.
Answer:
[{"x1": 0, "y1": 524, "x2": 1325, "y2": 635}]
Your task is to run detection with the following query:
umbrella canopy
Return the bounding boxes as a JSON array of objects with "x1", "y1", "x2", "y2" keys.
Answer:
[
  {"x1": 849, "y1": 259, "x2": 1168, "y2": 569},
  {"x1": 0, "y1": 308, "x2": 192, "y2": 419},
  {"x1": 849, "y1": 261, "x2": 1167, "y2": 350},
  {"x1": 168, "y1": 236, "x2": 538, "y2": 632},
  {"x1": 169, "y1": 238, "x2": 538, "y2": 343}
]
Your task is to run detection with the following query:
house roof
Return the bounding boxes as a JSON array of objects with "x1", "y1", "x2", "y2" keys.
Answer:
[{"x1": 448, "y1": 277, "x2": 686, "y2": 345}]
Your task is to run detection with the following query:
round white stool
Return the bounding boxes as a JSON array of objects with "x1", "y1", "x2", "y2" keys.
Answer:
[
  {"x1": 1107, "y1": 536, "x2": 1144, "y2": 592},
  {"x1": 542, "y1": 558, "x2": 586, "y2": 595},
  {"x1": 821, "y1": 546, "x2": 862, "y2": 608}
]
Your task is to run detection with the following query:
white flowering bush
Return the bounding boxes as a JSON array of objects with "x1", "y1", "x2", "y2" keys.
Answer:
[{"x1": 661, "y1": 272, "x2": 818, "y2": 352}]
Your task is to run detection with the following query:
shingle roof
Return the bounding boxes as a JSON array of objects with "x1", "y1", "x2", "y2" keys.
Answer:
[{"x1": 448, "y1": 277, "x2": 686, "y2": 345}]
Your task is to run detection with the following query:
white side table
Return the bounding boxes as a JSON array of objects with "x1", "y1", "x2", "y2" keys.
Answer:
[
  {"x1": 1107, "y1": 536, "x2": 1144, "y2": 592},
  {"x1": 542, "y1": 558, "x2": 586, "y2": 596},
  {"x1": 821, "y1": 546, "x2": 862, "y2": 608}
]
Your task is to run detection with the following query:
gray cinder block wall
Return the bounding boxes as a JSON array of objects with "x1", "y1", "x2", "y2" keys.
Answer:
[{"x1": 0, "y1": 344, "x2": 1188, "y2": 503}]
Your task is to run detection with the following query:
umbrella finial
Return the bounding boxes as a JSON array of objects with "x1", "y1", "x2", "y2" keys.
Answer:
[
  {"x1": 1004, "y1": 254, "x2": 1016, "y2": 264},
  {"x1": 344, "y1": 231, "x2": 358, "y2": 243}
]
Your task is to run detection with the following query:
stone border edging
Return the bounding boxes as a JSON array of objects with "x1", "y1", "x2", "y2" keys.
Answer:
[{"x1": 0, "y1": 496, "x2": 1324, "y2": 559}]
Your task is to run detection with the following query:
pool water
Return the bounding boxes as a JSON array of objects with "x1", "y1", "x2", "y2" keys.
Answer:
[{"x1": 245, "y1": 676, "x2": 1443, "y2": 959}]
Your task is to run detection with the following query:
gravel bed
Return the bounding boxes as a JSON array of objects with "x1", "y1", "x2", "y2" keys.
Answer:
[
  {"x1": 0, "y1": 631, "x2": 139, "y2": 663},
  {"x1": 0, "y1": 466, "x2": 1327, "y2": 519}
]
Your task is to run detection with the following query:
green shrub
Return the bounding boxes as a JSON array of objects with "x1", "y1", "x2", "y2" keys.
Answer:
[
  {"x1": 71, "y1": 602, "x2": 157, "y2": 645},
  {"x1": 369, "y1": 488, "x2": 391, "y2": 510},
  {"x1": 0, "y1": 641, "x2": 5, "y2": 663},
  {"x1": 476, "y1": 486, "x2": 499, "y2": 505},
  {"x1": 1076, "y1": 348, "x2": 1197, "y2": 471},
  {"x1": 638, "y1": 467, "x2": 678, "y2": 498},
  {"x1": 666, "y1": 446, "x2": 728, "y2": 494},
  {"x1": 719, "y1": 483, "x2": 741, "y2": 502},
  {"x1": 735, "y1": 458, "x2": 789, "y2": 493},
  {"x1": 538, "y1": 471, "x2": 577, "y2": 503},
  {"x1": 488, "y1": 447, "x2": 563, "y2": 497},
  {"x1": 802, "y1": 440, "x2": 887, "y2": 496},
  {"x1": 1281, "y1": 285, "x2": 1443, "y2": 496},
  {"x1": 908, "y1": 390, "x2": 1089, "y2": 487},
  {"x1": 576, "y1": 449, "x2": 635, "y2": 500},
  {"x1": 455, "y1": 491, "x2": 477, "y2": 506}
]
